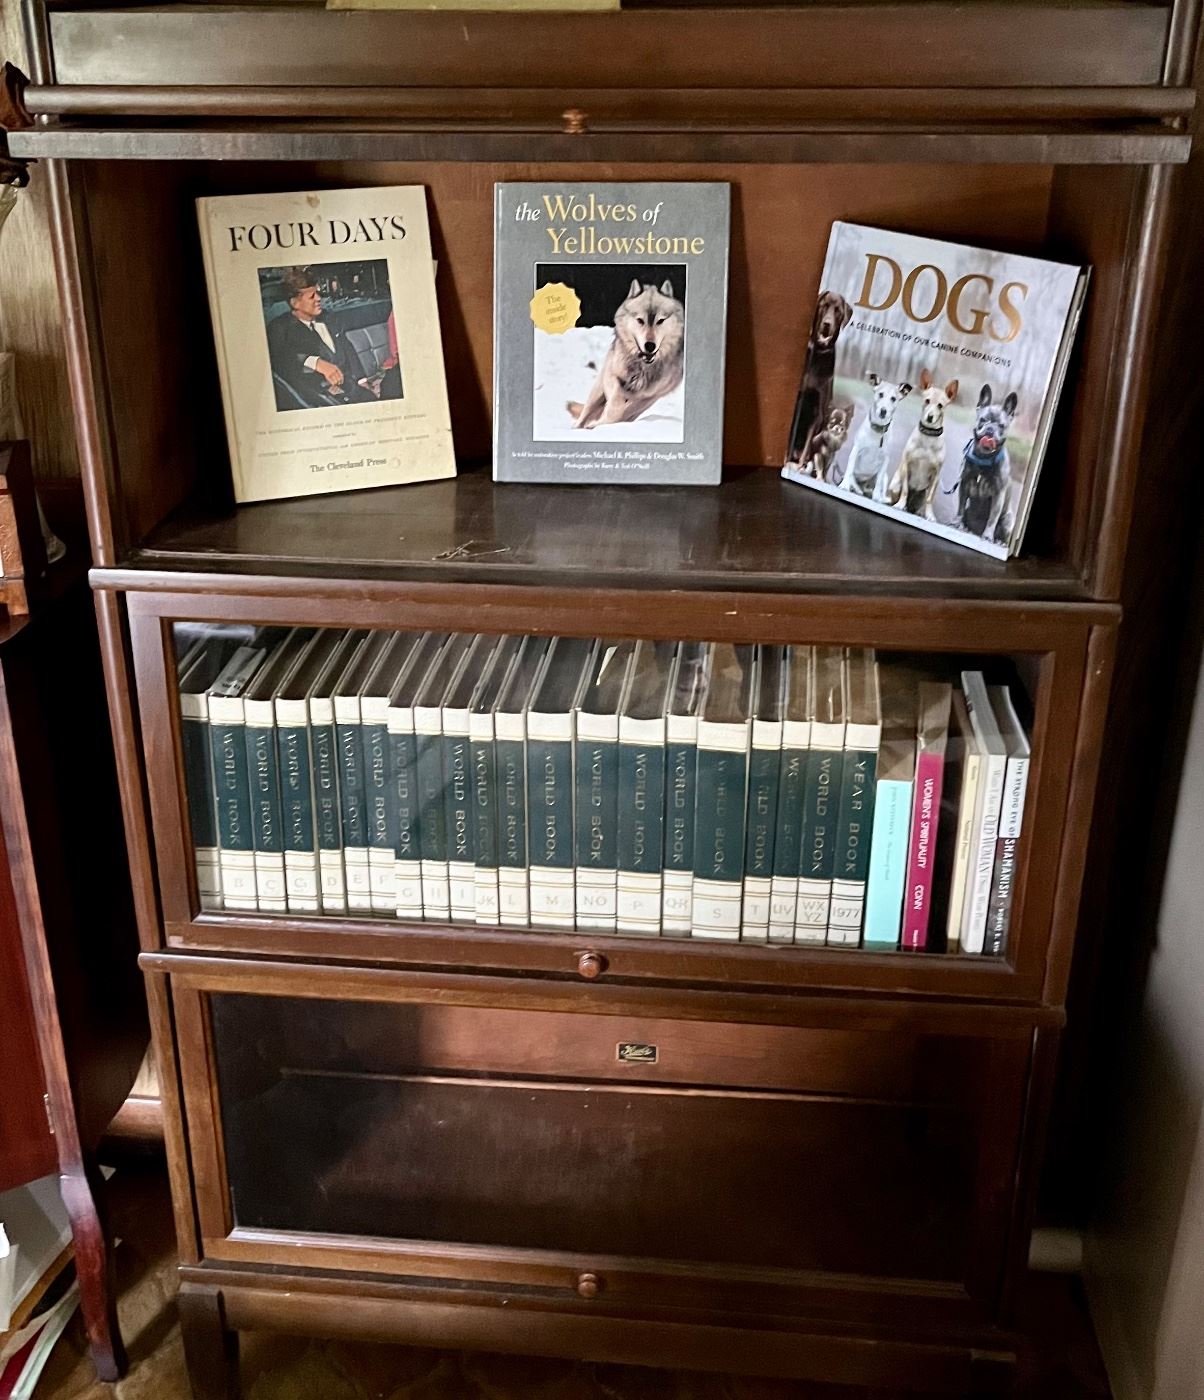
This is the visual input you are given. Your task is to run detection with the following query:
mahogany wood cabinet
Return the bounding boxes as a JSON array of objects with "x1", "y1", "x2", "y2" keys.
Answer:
[{"x1": 6, "y1": 0, "x2": 1200, "y2": 1392}]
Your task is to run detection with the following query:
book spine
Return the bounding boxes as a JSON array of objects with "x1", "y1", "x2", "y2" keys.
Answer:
[
  {"x1": 276, "y1": 698, "x2": 319, "y2": 913},
  {"x1": 828, "y1": 733, "x2": 878, "y2": 945},
  {"x1": 470, "y1": 712, "x2": 500, "y2": 926},
  {"x1": 987, "y1": 751, "x2": 1029, "y2": 956},
  {"x1": 362, "y1": 698, "x2": 395, "y2": 914},
  {"x1": 691, "y1": 720, "x2": 748, "y2": 941},
  {"x1": 796, "y1": 727, "x2": 842, "y2": 944},
  {"x1": 740, "y1": 716, "x2": 781, "y2": 943},
  {"x1": 526, "y1": 714, "x2": 575, "y2": 929},
  {"x1": 180, "y1": 693, "x2": 222, "y2": 910},
  {"x1": 902, "y1": 749, "x2": 944, "y2": 950},
  {"x1": 963, "y1": 752, "x2": 1006, "y2": 954},
  {"x1": 946, "y1": 752, "x2": 982, "y2": 954},
  {"x1": 768, "y1": 720, "x2": 809, "y2": 943},
  {"x1": 209, "y1": 695, "x2": 257, "y2": 911},
  {"x1": 388, "y1": 708, "x2": 423, "y2": 921},
  {"x1": 495, "y1": 713, "x2": 530, "y2": 927},
  {"x1": 335, "y1": 697, "x2": 371, "y2": 912},
  {"x1": 662, "y1": 715, "x2": 698, "y2": 936},
  {"x1": 616, "y1": 716, "x2": 666, "y2": 937},
  {"x1": 863, "y1": 779, "x2": 912, "y2": 948},
  {"x1": 245, "y1": 697, "x2": 286, "y2": 912},
  {"x1": 309, "y1": 696, "x2": 346, "y2": 913},
  {"x1": 575, "y1": 715, "x2": 619, "y2": 932},
  {"x1": 443, "y1": 707, "x2": 476, "y2": 922},
  {"x1": 414, "y1": 706, "x2": 450, "y2": 919}
]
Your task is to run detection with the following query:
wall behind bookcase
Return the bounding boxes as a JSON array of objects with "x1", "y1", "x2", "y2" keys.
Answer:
[{"x1": 0, "y1": 0, "x2": 79, "y2": 482}]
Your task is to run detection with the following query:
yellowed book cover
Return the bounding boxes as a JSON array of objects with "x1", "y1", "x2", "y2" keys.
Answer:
[{"x1": 197, "y1": 186, "x2": 455, "y2": 504}]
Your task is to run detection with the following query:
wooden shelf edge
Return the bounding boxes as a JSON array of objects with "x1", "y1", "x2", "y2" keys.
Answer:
[
  {"x1": 8, "y1": 126, "x2": 1192, "y2": 165},
  {"x1": 146, "y1": 940, "x2": 1067, "y2": 1027}
]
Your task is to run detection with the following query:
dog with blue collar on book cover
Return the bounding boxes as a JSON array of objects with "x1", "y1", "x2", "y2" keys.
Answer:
[{"x1": 783, "y1": 222, "x2": 1090, "y2": 561}]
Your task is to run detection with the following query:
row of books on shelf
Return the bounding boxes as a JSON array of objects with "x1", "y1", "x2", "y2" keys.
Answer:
[{"x1": 177, "y1": 627, "x2": 1031, "y2": 954}]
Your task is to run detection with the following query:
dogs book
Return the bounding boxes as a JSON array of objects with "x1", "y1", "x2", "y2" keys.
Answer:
[
  {"x1": 493, "y1": 182, "x2": 731, "y2": 485},
  {"x1": 197, "y1": 186, "x2": 455, "y2": 504},
  {"x1": 782, "y1": 222, "x2": 1088, "y2": 559}
]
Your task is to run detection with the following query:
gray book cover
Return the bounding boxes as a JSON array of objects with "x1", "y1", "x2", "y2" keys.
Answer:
[{"x1": 493, "y1": 182, "x2": 731, "y2": 485}]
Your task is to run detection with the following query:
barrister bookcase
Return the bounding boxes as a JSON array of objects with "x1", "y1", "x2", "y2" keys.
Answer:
[{"x1": 5, "y1": 0, "x2": 1198, "y2": 1390}]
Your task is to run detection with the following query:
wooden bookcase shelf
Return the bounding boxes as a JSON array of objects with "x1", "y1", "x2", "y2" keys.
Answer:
[{"x1": 9, "y1": 0, "x2": 1197, "y2": 1389}]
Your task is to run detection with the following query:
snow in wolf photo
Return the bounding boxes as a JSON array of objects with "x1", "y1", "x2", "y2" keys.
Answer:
[{"x1": 532, "y1": 263, "x2": 686, "y2": 443}]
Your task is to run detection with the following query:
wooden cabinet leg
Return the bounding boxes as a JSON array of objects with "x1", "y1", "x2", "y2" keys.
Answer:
[
  {"x1": 179, "y1": 1283, "x2": 241, "y2": 1400},
  {"x1": 58, "y1": 1158, "x2": 127, "y2": 1382}
]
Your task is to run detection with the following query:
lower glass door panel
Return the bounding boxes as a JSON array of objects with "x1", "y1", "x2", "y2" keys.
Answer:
[{"x1": 199, "y1": 988, "x2": 1030, "y2": 1317}]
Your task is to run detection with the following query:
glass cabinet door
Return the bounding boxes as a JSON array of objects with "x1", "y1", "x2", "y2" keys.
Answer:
[{"x1": 176, "y1": 974, "x2": 1033, "y2": 1328}]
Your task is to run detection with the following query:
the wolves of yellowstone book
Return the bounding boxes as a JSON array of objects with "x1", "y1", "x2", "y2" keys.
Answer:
[
  {"x1": 493, "y1": 183, "x2": 731, "y2": 485},
  {"x1": 197, "y1": 186, "x2": 455, "y2": 504},
  {"x1": 782, "y1": 222, "x2": 1088, "y2": 558}
]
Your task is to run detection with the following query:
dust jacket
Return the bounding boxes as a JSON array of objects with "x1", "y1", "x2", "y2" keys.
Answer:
[
  {"x1": 782, "y1": 222, "x2": 1088, "y2": 559},
  {"x1": 197, "y1": 186, "x2": 455, "y2": 504},
  {"x1": 493, "y1": 182, "x2": 731, "y2": 485}
]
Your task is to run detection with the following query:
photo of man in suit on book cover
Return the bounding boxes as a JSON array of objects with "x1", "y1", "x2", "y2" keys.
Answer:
[{"x1": 260, "y1": 262, "x2": 403, "y2": 412}]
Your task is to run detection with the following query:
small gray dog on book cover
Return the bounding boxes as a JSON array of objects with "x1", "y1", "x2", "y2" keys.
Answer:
[{"x1": 494, "y1": 182, "x2": 730, "y2": 485}]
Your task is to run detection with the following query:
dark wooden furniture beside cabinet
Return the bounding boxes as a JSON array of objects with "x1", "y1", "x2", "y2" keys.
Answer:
[
  {"x1": 0, "y1": 479, "x2": 148, "y2": 1381},
  {"x1": 5, "y1": 0, "x2": 1200, "y2": 1392}
]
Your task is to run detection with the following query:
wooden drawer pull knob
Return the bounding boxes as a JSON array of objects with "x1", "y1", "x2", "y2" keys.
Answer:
[
  {"x1": 576, "y1": 952, "x2": 606, "y2": 980},
  {"x1": 576, "y1": 1272, "x2": 601, "y2": 1299}
]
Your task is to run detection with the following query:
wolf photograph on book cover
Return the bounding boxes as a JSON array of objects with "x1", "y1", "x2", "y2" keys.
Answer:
[
  {"x1": 494, "y1": 182, "x2": 730, "y2": 485},
  {"x1": 782, "y1": 222, "x2": 1088, "y2": 559},
  {"x1": 532, "y1": 263, "x2": 687, "y2": 443}
]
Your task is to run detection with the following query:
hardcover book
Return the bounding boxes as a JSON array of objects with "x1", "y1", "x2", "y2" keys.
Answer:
[
  {"x1": 469, "y1": 635, "x2": 525, "y2": 927},
  {"x1": 960, "y1": 670, "x2": 1008, "y2": 953},
  {"x1": 828, "y1": 648, "x2": 881, "y2": 945},
  {"x1": 943, "y1": 689, "x2": 982, "y2": 954},
  {"x1": 361, "y1": 634, "x2": 421, "y2": 914},
  {"x1": 574, "y1": 641, "x2": 635, "y2": 933},
  {"x1": 274, "y1": 631, "x2": 344, "y2": 914},
  {"x1": 197, "y1": 186, "x2": 455, "y2": 504},
  {"x1": 741, "y1": 646, "x2": 785, "y2": 944},
  {"x1": 387, "y1": 632, "x2": 448, "y2": 921},
  {"x1": 208, "y1": 641, "x2": 274, "y2": 912},
  {"x1": 179, "y1": 637, "x2": 242, "y2": 911},
  {"x1": 902, "y1": 682, "x2": 952, "y2": 950},
  {"x1": 692, "y1": 644, "x2": 756, "y2": 941},
  {"x1": 414, "y1": 633, "x2": 477, "y2": 920},
  {"x1": 243, "y1": 630, "x2": 309, "y2": 912},
  {"x1": 309, "y1": 632, "x2": 366, "y2": 914},
  {"x1": 494, "y1": 639, "x2": 551, "y2": 927},
  {"x1": 493, "y1": 182, "x2": 731, "y2": 485},
  {"x1": 334, "y1": 633, "x2": 392, "y2": 913},
  {"x1": 443, "y1": 635, "x2": 498, "y2": 923},
  {"x1": 796, "y1": 646, "x2": 845, "y2": 945},
  {"x1": 782, "y1": 222, "x2": 1088, "y2": 558},
  {"x1": 526, "y1": 637, "x2": 594, "y2": 929},
  {"x1": 768, "y1": 646, "x2": 812, "y2": 945},
  {"x1": 616, "y1": 641, "x2": 675, "y2": 937},
  {"x1": 662, "y1": 642, "x2": 710, "y2": 936},
  {"x1": 986, "y1": 685, "x2": 1031, "y2": 956}
]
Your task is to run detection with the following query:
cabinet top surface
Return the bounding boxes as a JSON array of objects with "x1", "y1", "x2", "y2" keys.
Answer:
[{"x1": 129, "y1": 465, "x2": 1086, "y2": 600}]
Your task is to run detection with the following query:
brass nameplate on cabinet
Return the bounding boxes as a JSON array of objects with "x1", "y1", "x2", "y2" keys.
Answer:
[{"x1": 617, "y1": 1042, "x2": 658, "y2": 1065}]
